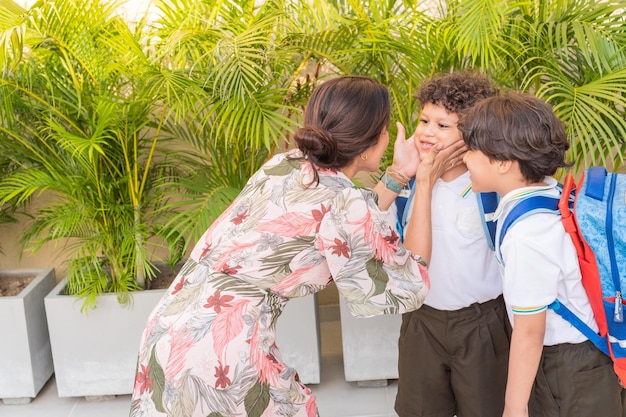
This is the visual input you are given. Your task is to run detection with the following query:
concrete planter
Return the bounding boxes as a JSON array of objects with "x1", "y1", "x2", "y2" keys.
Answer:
[
  {"x1": 276, "y1": 294, "x2": 321, "y2": 384},
  {"x1": 44, "y1": 277, "x2": 167, "y2": 398},
  {"x1": 45, "y1": 278, "x2": 321, "y2": 398},
  {"x1": 0, "y1": 268, "x2": 55, "y2": 404},
  {"x1": 339, "y1": 297, "x2": 401, "y2": 385}
]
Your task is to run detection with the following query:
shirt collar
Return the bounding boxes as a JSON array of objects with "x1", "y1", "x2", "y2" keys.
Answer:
[{"x1": 491, "y1": 176, "x2": 559, "y2": 221}]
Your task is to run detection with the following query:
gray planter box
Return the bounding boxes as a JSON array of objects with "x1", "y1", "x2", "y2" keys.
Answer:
[
  {"x1": 44, "y1": 277, "x2": 166, "y2": 398},
  {"x1": 339, "y1": 297, "x2": 401, "y2": 384},
  {"x1": 0, "y1": 268, "x2": 56, "y2": 404},
  {"x1": 276, "y1": 294, "x2": 321, "y2": 384},
  {"x1": 45, "y1": 277, "x2": 321, "y2": 398}
]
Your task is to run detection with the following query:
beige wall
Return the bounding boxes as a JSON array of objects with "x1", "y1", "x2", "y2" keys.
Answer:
[{"x1": 1, "y1": 220, "x2": 62, "y2": 272}]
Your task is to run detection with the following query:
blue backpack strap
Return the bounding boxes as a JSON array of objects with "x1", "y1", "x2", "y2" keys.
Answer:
[
  {"x1": 501, "y1": 191, "x2": 611, "y2": 356},
  {"x1": 498, "y1": 195, "x2": 561, "y2": 248},
  {"x1": 477, "y1": 192, "x2": 499, "y2": 251},
  {"x1": 606, "y1": 172, "x2": 622, "y2": 321},
  {"x1": 548, "y1": 300, "x2": 610, "y2": 356},
  {"x1": 394, "y1": 178, "x2": 415, "y2": 242}
]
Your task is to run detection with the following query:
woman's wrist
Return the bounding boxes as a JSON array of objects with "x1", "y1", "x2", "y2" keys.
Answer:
[{"x1": 380, "y1": 166, "x2": 410, "y2": 193}]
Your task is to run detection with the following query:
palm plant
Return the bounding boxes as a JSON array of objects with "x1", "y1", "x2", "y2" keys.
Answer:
[
  {"x1": 297, "y1": 0, "x2": 437, "y2": 166},
  {"x1": 430, "y1": 0, "x2": 626, "y2": 171},
  {"x1": 511, "y1": 0, "x2": 626, "y2": 171},
  {"x1": 0, "y1": 0, "x2": 189, "y2": 310},
  {"x1": 146, "y1": 0, "x2": 323, "y2": 246},
  {"x1": 1, "y1": 0, "x2": 626, "y2": 311}
]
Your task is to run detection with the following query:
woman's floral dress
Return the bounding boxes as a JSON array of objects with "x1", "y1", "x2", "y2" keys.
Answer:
[{"x1": 129, "y1": 150, "x2": 430, "y2": 417}]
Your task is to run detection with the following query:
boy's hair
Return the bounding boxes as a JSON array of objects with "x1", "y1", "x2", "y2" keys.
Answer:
[
  {"x1": 462, "y1": 92, "x2": 571, "y2": 183},
  {"x1": 417, "y1": 71, "x2": 498, "y2": 116}
]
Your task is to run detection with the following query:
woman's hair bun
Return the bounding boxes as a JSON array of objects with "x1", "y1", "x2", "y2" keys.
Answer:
[{"x1": 294, "y1": 126, "x2": 336, "y2": 166}]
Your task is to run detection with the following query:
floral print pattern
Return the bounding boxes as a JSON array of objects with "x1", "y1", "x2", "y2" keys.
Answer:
[{"x1": 130, "y1": 150, "x2": 429, "y2": 417}]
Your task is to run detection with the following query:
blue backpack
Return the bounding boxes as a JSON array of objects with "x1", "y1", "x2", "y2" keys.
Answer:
[{"x1": 491, "y1": 166, "x2": 626, "y2": 382}]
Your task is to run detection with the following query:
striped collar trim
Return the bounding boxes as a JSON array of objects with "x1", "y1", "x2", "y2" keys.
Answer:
[
  {"x1": 460, "y1": 182, "x2": 473, "y2": 198},
  {"x1": 492, "y1": 177, "x2": 558, "y2": 221}
]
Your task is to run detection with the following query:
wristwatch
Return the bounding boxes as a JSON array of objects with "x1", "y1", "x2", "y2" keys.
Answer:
[{"x1": 380, "y1": 172, "x2": 403, "y2": 193}]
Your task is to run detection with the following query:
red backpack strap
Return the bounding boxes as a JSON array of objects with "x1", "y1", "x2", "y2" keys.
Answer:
[
  {"x1": 559, "y1": 174, "x2": 580, "y2": 251},
  {"x1": 559, "y1": 171, "x2": 608, "y2": 337}
]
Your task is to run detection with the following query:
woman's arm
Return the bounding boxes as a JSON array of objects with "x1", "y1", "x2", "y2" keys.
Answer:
[{"x1": 317, "y1": 187, "x2": 429, "y2": 317}]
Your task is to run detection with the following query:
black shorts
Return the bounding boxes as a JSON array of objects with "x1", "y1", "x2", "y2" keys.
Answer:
[
  {"x1": 394, "y1": 295, "x2": 511, "y2": 417},
  {"x1": 529, "y1": 340, "x2": 623, "y2": 417}
]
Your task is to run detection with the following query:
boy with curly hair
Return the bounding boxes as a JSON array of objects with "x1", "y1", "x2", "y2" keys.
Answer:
[{"x1": 394, "y1": 72, "x2": 511, "y2": 417}]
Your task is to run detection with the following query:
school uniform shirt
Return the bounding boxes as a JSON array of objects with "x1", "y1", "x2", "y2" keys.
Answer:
[
  {"x1": 401, "y1": 171, "x2": 501, "y2": 310},
  {"x1": 129, "y1": 149, "x2": 430, "y2": 417},
  {"x1": 495, "y1": 177, "x2": 597, "y2": 346}
]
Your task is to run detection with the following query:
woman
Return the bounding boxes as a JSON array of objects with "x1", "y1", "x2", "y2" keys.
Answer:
[{"x1": 129, "y1": 76, "x2": 460, "y2": 417}]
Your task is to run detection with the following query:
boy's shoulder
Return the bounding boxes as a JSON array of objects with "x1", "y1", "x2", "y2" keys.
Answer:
[
  {"x1": 501, "y1": 202, "x2": 576, "y2": 267},
  {"x1": 497, "y1": 180, "x2": 571, "y2": 259}
]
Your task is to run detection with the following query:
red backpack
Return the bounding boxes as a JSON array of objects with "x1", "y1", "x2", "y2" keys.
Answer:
[{"x1": 494, "y1": 167, "x2": 626, "y2": 384}]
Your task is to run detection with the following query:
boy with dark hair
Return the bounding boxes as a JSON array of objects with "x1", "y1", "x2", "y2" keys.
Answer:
[
  {"x1": 394, "y1": 72, "x2": 511, "y2": 417},
  {"x1": 462, "y1": 92, "x2": 622, "y2": 417}
]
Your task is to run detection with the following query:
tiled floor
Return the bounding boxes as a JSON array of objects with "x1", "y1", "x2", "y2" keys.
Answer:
[{"x1": 0, "y1": 319, "x2": 400, "y2": 417}]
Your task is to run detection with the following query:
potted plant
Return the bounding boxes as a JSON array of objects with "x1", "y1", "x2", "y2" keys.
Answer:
[
  {"x1": 0, "y1": 162, "x2": 56, "y2": 403},
  {"x1": 0, "y1": 155, "x2": 57, "y2": 403},
  {"x1": 0, "y1": 0, "x2": 324, "y2": 396},
  {"x1": 0, "y1": 130, "x2": 55, "y2": 404},
  {"x1": 0, "y1": 0, "x2": 189, "y2": 397}
]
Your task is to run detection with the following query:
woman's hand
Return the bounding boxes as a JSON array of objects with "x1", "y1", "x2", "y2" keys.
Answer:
[
  {"x1": 389, "y1": 122, "x2": 467, "y2": 182},
  {"x1": 415, "y1": 139, "x2": 467, "y2": 188},
  {"x1": 403, "y1": 138, "x2": 466, "y2": 265},
  {"x1": 388, "y1": 122, "x2": 419, "y2": 178}
]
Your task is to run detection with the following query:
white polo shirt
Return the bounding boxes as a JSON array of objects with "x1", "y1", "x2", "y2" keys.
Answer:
[
  {"x1": 402, "y1": 171, "x2": 501, "y2": 310},
  {"x1": 496, "y1": 177, "x2": 597, "y2": 345}
]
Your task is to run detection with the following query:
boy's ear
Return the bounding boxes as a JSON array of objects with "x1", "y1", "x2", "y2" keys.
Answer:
[{"x1": 496, "y1": 159, "x2": 515, "y2": 174}]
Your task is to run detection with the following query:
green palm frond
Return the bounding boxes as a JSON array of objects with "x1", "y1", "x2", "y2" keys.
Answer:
[
  {"x1": 0, "y1": 0, "x2": 29, "y2": 72},
  {"x1": 507, "y1": 0, "x2": 626, "y2": 170},
  {"x1": 538, "y1": 69, "x2": 626, "y2": 170},
  {"x1": 446, "y1": 0, "x2": 520, "y2": 70},
  {"x1": 27, "y1": 0, "x2": 123, "y2": 87},
  {"x1": 158, "y1": 119, "x2": 270, "y2": 247}
]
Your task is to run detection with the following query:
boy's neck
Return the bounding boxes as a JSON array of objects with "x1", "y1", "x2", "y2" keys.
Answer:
[
  {"x1": 499, "y1": 178, "x2": 550, "y2": 197},
  {"x1": 441, "y1": 165, "x2": 468, "y2": 182},
  {"x1": 490, "y1": 160, "x2": 548, "y2": 196}
]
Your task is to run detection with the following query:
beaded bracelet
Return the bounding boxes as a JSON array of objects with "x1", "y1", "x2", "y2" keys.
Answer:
[{"x1": 386, "y1": 167, "x2": 410, "y2": 186}]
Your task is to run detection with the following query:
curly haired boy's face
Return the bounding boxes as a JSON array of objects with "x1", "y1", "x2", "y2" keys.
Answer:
[{"x1": 416, "y1": 103, "x2": 461, "y2": 155}]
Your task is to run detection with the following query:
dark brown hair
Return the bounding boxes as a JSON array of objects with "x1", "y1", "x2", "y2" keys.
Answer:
[
  {"x1": 293, "y1": 76, "x2": 390, "y2": 182},
  {"x1": 462, "y1": 92, "x2": 571, "y2": 183},
  {"x1": 417, "y1": 71, "x2": 498, "y2": 116}
]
